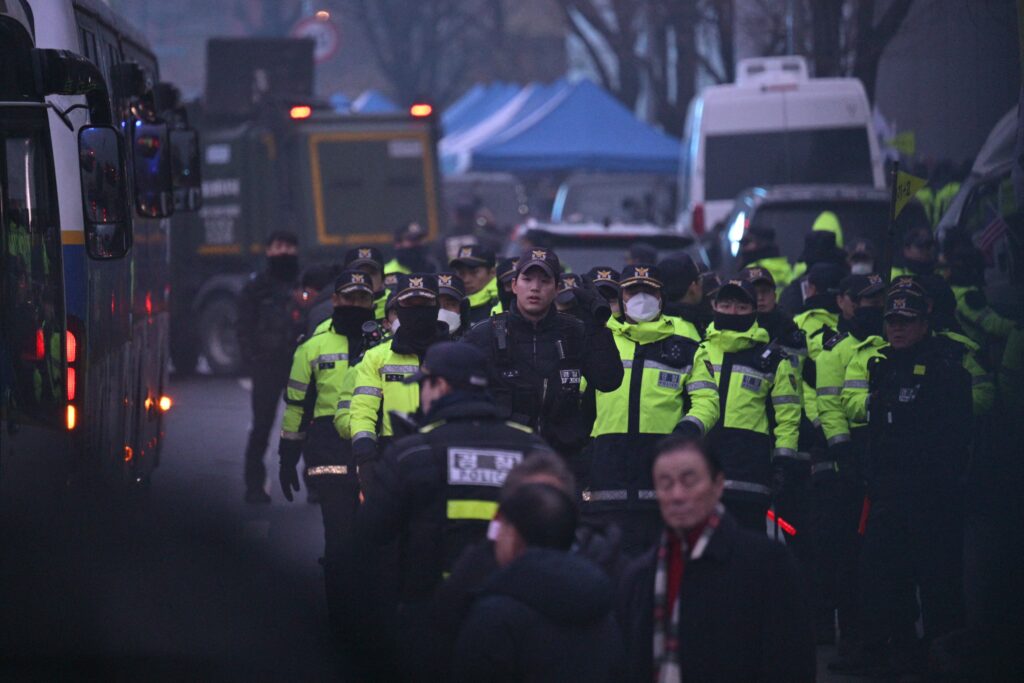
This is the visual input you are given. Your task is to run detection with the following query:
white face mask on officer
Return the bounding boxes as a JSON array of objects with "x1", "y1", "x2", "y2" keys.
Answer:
[
  {"x1": 851, "y1": 261, "x2": 874, "y2": 275},
  {"x1": 624, "y1": 292, "x2": 661, "y2": 323},
  {"x1": 438, "y1": 308, "x2": 461, "y2": 334}
]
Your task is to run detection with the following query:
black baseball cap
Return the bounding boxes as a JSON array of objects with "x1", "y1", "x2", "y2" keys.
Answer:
[
  {"x1": 884, "y1": 291, "x2": 928, "y2": 319},
  {"x1": 657, "y1": 255, "x2": 699, "y2": 300},
  {"x1": 840, "y1": 273, "x2": 886, "y2": 299},
  {"x1": 515, "y1": 248, "x2": 560, "y2": 278},
  {"x1": 334, "y1": 269, "x2": 375, "y2": 296},
  {"x1": 715, "y1": 277, "x2": 757, "y2": 305},
  {"x1": 343, "y1": 246, "x2": 384, "y2": 271},
  {"x1": 559, "y1": 273, "x2": 583, "y2": 292},
  {"x1": 497, "y1": 257, "x2": 519, "y2": 283},
  {"x1": 450, "y1": 244, "x2": 496, "y2": 269},
  {"x1": 403, "y1": 341, "x2": 489, "y2": 389},
  {"x1": 619, "y1": 264, "x2": 662, "y2": 290},
  {"x1": 436, "y1": 272, "x2": 466, "y2": 301},
  {"x1": 586, "y1": 266, "x2": 621, "y2": 294},
  {"x1": 393, "y1": 273, "x2": 438, "y2": 302},
  {"x1": 807, "y1": 262, "x2": 846, "y2": 293},
  {"x1": 701, "y1": 271, "x2": 722, "y2": 298},
  {"x1": 848, "y1": 240, "x2": 875, "y2": 261},
  {"x1": 741, "y1": 266, "x2": 775, "y2": 288},
  {"x1": 889, "y1": 274, "x2": 928, "y2": 298}
]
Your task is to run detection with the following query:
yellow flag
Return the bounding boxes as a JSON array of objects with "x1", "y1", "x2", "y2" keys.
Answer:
[
  {"x1": 889, "y1": 131, "x2": 915, "y2": 156},
  {"x1": 894, "y1": 171, "x2": 928, "y2": 218}
]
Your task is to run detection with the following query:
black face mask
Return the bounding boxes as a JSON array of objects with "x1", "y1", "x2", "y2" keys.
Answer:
[
  {"x1": 395, "y1": 246, "x2": 427, "y2": 270},
  {"x1": 267, "y1": 254, "x2": 299, "y2": 282},
  {"x1": 713, "y1": 311, "x2": 757, "y2": 332},
  {"x1": 395, "y1": 305, "x2": 440, "y2": 339},
  {"x1": 332, "y1": 305, "x2": 374, "y2": 337},
  {"x1": 852, "y1": 306, "x2": 884, "y2": 338}
]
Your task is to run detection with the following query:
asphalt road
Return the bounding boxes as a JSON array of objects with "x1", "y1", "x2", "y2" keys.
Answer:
[{"x1": 1, "y1": 375, "x2": 865, "y2": 681}]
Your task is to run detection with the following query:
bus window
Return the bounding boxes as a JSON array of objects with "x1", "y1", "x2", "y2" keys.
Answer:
[{"x1": 1, "y1": 109, "x2": 65, "y2": 423}]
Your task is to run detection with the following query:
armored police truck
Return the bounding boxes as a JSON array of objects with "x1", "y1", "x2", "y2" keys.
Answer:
[{"x1": 172, "y1": 38, "x2": 442, "y2": 375}]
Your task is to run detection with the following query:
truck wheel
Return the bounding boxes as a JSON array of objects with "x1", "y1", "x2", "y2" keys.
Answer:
[{"x1": 199, "y1": 297, "x2": 243, "y2": 375}]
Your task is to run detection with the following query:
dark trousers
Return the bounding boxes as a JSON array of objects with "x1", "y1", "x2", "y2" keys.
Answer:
[
  {"x1": 813, "y1": 474, "x2": 865, "y2": 642},
  {"x1": 776, "y1": 468, "x2": 813, "y2": 565},
  {"x1": 243, "y1": 360, "x2": 290, "y2": 491},
  {"x1": 860, "y1": 490, "x2": 965, "y2": 646},
  {"x1": 724, "y1": 494, "x2": 769, "y2": 534}
]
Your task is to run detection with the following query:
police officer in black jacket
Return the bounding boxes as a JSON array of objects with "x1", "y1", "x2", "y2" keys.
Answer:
[
  {"x1": 237, "y1": 230, "x2": 305, "y2": 503},
  {"x1": 358, "y1": 341, "x2": 554, "y2": 681},
  {"x1": 846, "y1": 289, "x2": 974, "y2": 676},
  {"x1": 462, "y1": 248, "x2": 624, "y2": 459}
]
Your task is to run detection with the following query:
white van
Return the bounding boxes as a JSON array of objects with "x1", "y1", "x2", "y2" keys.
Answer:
[{"x1": 677, "y1": 56, "x2": 885, "y2": 237}]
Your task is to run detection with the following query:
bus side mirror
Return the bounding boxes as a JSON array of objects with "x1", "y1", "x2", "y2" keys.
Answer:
[
  {"x1": 78, "y1": 125, "x2": 131, "y2": 259},
  {"x1": 132, "y1": 121, "x2": 174, "y2": 218},
  {"x1": 170, "y1": 128, "x2": 202, "y2": 212}
]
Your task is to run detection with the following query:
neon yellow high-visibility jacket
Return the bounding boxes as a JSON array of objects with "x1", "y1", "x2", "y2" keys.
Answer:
[
  {"x1": 840, "y1": 336, "x2": 887, "y2": 425},
  {"x1": 281, "y1": 324, "x2": 356, "y2": 443},
  {"x1": 813, "y1": 211, "x2": 844, "y2": 248},
  {"x1": 951, "y1": 285, "x2": 1015, "y2": 348},
  {"x1": 691, "y1": 323, "x2": 802, "y2": 497},
  {"x1": 793, "y1": 307, "x2": 839, "y2": 428},
  {"x1": 467, "y1": 277, "x2": 499, "y2": 322},
  {"x1": 384, "y1": 258, "x2": 411, "y2": 276},
  {"x1": 348, "y1": 341, "x2": 421, "y2": 444},
  {"x1": 374, "y1": 290, "x2": 388, "y2": 321},
  {"x1": 592, "y1": 317, "x2": 719, "y2": 438},
  {"x1": 816, "y1": 331, "x2": 879, "y2": 445}
]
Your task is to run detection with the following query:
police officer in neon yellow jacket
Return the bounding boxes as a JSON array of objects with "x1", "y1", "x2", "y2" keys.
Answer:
[
  {"x1": 277, "y1": 270, "x2": 376, "y2": 631},
  {"x1": 349, "y1": 274, "x2": 449, "y2": 470},
  {"x1": 682, "y1": 278, "x2": 802, "y2": 533},
  {"x1": 450, "y1": 244, "x2": 499, "y2": 324},
  {"x1": 944, "y1": 233, "x2": 1016, "y2": 357},
  {"x1": 587, "y1": 265, "x2": 719, "y2": 555}
]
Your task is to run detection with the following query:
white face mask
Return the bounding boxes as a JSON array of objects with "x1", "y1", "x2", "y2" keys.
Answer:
[
  {"x1": 438, "y1": 308, "x2": 461, "y2": 334},
  {"x1": 624, "y1": 292, "x2": 661, "y2": 322},
  {"x1": 851, "y1": 262, "x2": 873, "y2": 275}
]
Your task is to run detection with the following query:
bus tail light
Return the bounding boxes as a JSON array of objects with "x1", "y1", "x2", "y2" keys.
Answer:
[
  {"x1": 66, "y1": 405, "x2": 77, "y2": 430},
  {"x1": 66, "y1": 368, "x2": 76, "y2": 402},
  {"x1": 691, "y1": 204, "x2": 705, "y2": 236},
  {"x1": 158, "y1": 395, "x2": 173, "y2": 412},
  {"x1": 289, "y1": 105, "x2": 312, "y2": 120},
  {"x1": 65, "y1": 323, "x2": 82, "y2": 431}
]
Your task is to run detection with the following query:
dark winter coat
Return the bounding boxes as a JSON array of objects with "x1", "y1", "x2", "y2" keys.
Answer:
[
  {"x1": 616, "y1": 512, "x2": 815, "y2": 683},
  {"x1": 452, "y1": 548, "x2": 623, "y2": 683}
]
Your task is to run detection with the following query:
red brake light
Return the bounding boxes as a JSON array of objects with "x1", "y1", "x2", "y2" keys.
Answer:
[
  {"x1": 692, "y1": 204, "x2": 705, "y2": 236},
  {"x1": 67, "y1": 367, "x2": 76, "y2": 401},
  {"x1": 66, "y1": 331, "x2": 77, "y2": 363},
  {"x1": 35, "y1": 328, "x2": 45, "y2": 360},
  {"x1": 410, "y1": 103, "x2": 433, "y2": 118},
  {"x1": 289, "y1": 105, "x2": 313, "y2": 120}
]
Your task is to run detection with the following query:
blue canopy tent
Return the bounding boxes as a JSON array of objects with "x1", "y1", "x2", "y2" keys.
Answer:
[
  {"x1": 442, "y1": 82, "x2": 522, "y2": 137},
  {"x1": 440, "y1": 80, "x2": 570, "y2": 174},
  {"x1": 351, "y1": 89, "x2": 400, "y2": 114},
  {"x1": 469, "y1": 79, "x2": 680, "y2": 175}
]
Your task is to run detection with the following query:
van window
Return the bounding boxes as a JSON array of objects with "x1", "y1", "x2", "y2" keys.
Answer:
[{"x1": 705, "y1": 127, "x2": 873, "y2": 200}]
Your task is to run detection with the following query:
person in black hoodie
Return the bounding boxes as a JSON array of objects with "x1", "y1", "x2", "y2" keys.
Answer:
[
  {"x1": 358, "y1": 342, "x2": 553, "y2": 681},
  {"x1": 617, "y1": 434, "x2": 815, "y2": 682},
  {"x1": 452, "y1": 483, "x2": 623, "y2": 683}
]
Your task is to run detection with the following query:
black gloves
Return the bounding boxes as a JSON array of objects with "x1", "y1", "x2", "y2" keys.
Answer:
[
  {"x1": 573, "y1": 286, "x2": 611, "y2": 326},
  {"x1": 278, "y1": 439, "x2": 303, "y2": 502},
  {"x1": 673, "y1": 419, "x2": 703, "y2": 440},
  {"x1": 352, "y1": 437, "x2": 378, "y2": 466},
  {"x1": 357, "y1": 462, "x2": 376, "y2": 494},
  {"x1": 771, "y1": 463, "x2": 788, "y2": 499},
  {"x1": 829, "y1": 439, "x2": 860, "y2": 486}
]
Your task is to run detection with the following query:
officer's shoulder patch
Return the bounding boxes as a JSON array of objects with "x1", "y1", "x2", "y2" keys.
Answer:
[
  {"x1": 823, "y1": 331, "x2": 848, "y2": 351},
  {"x1": 964, "y1": 289, "x2": 987, "y2": 310}
]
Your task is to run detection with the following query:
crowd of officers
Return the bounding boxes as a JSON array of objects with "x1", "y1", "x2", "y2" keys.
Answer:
[{"x1": 234, "y1": 216, "x2": 1020, "y2": 681}]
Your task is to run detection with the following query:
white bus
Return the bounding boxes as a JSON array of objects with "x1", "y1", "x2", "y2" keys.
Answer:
[{"x1": 677, "y1": 56, "x2": 886, "y2": 238}]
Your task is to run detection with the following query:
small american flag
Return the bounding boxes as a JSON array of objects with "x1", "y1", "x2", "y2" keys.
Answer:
[{"x1": 977, "y1": 203, "x2": 1008, "y2": 263}]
